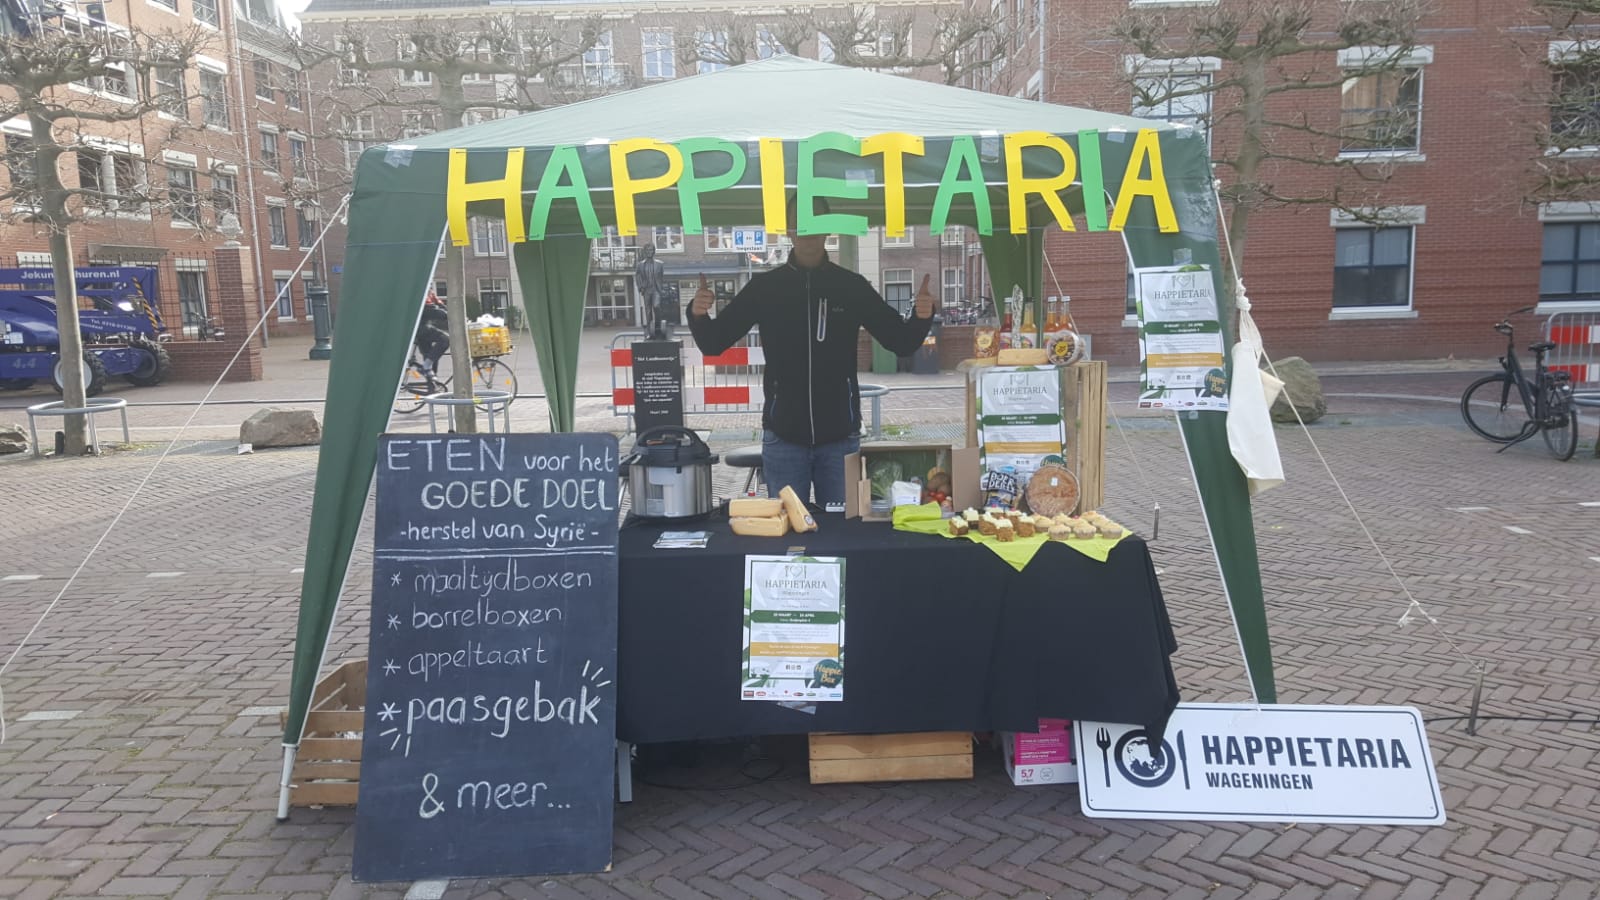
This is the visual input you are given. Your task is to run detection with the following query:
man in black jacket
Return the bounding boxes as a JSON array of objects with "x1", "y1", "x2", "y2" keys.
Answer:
[{"x1": 688, "y1": 201, "x2": 936, "y2": 506}]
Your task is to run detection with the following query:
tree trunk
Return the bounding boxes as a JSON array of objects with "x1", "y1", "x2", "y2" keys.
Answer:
[
  {"x1": 438, "y1": 81, "x2": 476, "y2": 433},
  {"x1": 31, "y1": 109, "x2": 89, "y2": 455},
  {"x1": 1225, "y1": 55, "x2": 1269, "y2": 285}
]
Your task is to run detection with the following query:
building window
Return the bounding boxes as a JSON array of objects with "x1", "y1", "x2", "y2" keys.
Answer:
[
  {"x1": 149, "y1": 0, "x2": 175, "y2": 10},
  {"x1": 211, "y1": 170, "x2": 236, "y2": 215},
  {"x1": 653, "y1": 226, "x2": 683, "y2": 253},
  {"x1": 65, "y1": 22, "x2": 136, "y2": 99},
  {"x1": 200, "y1": 69, "x2": 228, "y2": 129},
  {"x1": 337, "y1": 37, "x2": 366, "y2": 85},
  {"x1": 178, "y1": 270, "x2": 209, "y2": 335},
  {"x1": 757, "y1": 26, "x2": 787, "y2": 60},
  {"x1": 152, "y1": 66, "x2": 185, "y2": 117},
  {"x1": 590, "y1": 275, "x2": 632, "y2": 323},
  {"x1": 817, "y1": 32, "x2": 834, "y2": 63},
  {"x1": 289, "y1": 136, "x2": 308, "y2": 178},
  {"x1": 342, "y1": 114, "x2": 374, "y2": 170},
  {"x1": 1551, "y1": 61, "x2": 1600, "y2": 149},
  {"x1": 472, "y1": 217, "x2": 507, "y2": 256},
  {"x1": 943, "y1": 267, "x2": 964, "y2": 305},
  {"x1": 698, "y1": 31, "x2": 729, "y2": 74},
  {"x1": 942, "y1": 225, "x2": 966, "y2": 245},
  {"x1": 643, "y1": 29, "x2": 674, "y2": 80},
  {"x1": 283, "y1": 72, "x2": 303, "y2": 110},
  {"x1": 582, "y1": 31, "x2": 617, "y2": 85},
  {"x1": 478, "y1": 277, "x2": 510, "y2": 315},
  {"x1": 296, "y1": 206, "x2": 315, "y2": 248},
  {"x1": 401, "y1": 111, "x2": 437, "y2": 138},
  {"x1": 275, "y1": 277, "x2": 293, "y2": 317},
  {"x1": 1333, "y1": 226, "x2": 1413, "y2": 309},
  {"x1": 253, "y1": 59, "x2": 274, "y2": 102},
  {"x1": 167, "y1": 165, "x2": 199, "y2": 225},
  {"x1": 883, "y1": 268, "x2": 913, "y2": 315},
  {"x1": 883, "y1": 228, "x2": 913, "y2": 248},
  {"x1": 1133, "y1": 72, "x2": 1211, "y2": 146},
  {"x1": 192, "y1": 0, "x2": 218, "y2": 27},
  {"x1": 400, "y1": 39, "x2": 432, "y2": 84},
  {"x1": 704, "y1": 226, "x2": 738, "y2": 252},
  {"x1": 461, "y1": 39, "x2": 495, "y2": 82},
  {"x1": 268, "y1": 205, "x2": 288, "y2": 247},
  {"x1": 1540, "y1": 222, "x2": 1600, "y2": 301},
  {"x1": 259, "y1": 130, "x2": 279, "y2": 171},
  {"x1": 1341, "y1": 69, "x2": 1421, "y2": 153},
  {"x1": 77, "y1": 148, "x2": 145, "y2": 213}
]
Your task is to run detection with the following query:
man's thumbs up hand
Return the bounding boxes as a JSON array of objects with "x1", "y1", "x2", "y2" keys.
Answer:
[
  {"x1": 691, "y1": 273, "x2": 714, "y2": 317},
  {"x1": 914, "y1": 273, "x2": 936, "y2": 319}
]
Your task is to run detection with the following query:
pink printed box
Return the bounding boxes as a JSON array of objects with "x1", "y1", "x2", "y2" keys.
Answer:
[{"x1": 1001, "y1": 718, "x2": 1078, "y2": 786}]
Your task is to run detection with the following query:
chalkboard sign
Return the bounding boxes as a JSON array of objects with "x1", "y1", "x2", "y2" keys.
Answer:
[
  {"x1": 353, "y1": 433, "x2": 620, "y2": 883},
  {"x1": 630, "y1": 340, "x2": 684, "y2": 432}
]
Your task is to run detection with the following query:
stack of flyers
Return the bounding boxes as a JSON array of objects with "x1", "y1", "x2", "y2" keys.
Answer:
[{"x1": 653, "y1": 530, "x2": 710, "y2": 549}]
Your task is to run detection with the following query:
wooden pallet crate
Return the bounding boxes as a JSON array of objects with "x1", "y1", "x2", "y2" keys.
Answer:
[
  {"x1": 808, "y1": 731, "x2": 973, "y2": 784},
  {"x1": 964, "y1": 359, "x2": 1107, "y2": 514},
  {"x1": 280, "y1": 659, "x2": 365, "y2": 808}
]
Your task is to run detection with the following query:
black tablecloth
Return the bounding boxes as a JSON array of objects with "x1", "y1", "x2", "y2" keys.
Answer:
[{"x1": 616, "y1": 514, "x2": 1179, "y2": 744}]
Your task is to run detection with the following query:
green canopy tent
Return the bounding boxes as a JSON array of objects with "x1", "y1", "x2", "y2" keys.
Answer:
[{"x1": 277, "y1": 56, "x2": 1275, "y2": 817}]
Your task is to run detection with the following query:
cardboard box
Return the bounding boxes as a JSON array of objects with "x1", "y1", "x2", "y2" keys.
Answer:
[
  {"x1": 1000, "y1": 718, "x2": 1079, "y2": 786},
  {"x1": 843, "y1": 442, "x2": 981, "y2": 522}
]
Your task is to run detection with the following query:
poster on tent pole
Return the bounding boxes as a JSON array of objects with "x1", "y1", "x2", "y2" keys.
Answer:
[
  {"x1": 352, "y1": 433, "x2": 620, "y2": 883},
  {"x1": 1135, "y1": 265, "x2": 1230, "y2": 411}
]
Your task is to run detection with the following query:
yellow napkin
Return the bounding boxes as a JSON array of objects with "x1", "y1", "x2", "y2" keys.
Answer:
[{"x1": 891, "y1": 503, "x2": 1128, "y2": 571}]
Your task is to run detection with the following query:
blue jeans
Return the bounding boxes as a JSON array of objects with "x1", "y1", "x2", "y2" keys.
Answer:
[{"x1": 761, "y1": 430, "x2": 860, "y2": 507}]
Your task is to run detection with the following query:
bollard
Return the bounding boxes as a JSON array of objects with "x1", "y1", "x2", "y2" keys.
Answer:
[{"x1": 308, "y1": 283, "x2": 333, "y2": 360}]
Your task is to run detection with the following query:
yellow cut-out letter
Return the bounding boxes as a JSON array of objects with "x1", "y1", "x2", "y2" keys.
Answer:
[
  {"x1": 610, "y1": 139, "x2": 683, "y2": 237},
  {"x1": 759, "y1": 138, "x2": 787, "y2": 233},
  {"x1": 1110, "y1": 129, "x2": 1178, "y2": 233},
  {"x1": 1004, "y1": 132, "x2": 1075, "y2": 234},
  {"x1": 447, "y1": 148, "x2": 526, "y2": 247},
  {"x1": 862, "y1": 133, "x2": 924, "y2": 238}
]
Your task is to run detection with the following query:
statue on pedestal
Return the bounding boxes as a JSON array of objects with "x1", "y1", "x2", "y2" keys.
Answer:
[{"x1": 635, "y1": 244, "x2": 676, "y2": 339}]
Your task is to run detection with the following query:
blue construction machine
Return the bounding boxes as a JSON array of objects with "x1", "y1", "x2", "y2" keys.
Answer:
[{"x1": 0, "y1": 266, "x2": 172, "y2": 396}]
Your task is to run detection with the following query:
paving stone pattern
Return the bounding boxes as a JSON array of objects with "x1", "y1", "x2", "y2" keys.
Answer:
[{"x1": 0, "y1": 385, "x2": 1597, "y2": 899}]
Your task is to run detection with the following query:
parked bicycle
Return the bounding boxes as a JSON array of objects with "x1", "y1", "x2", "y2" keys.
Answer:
[
  {"x1": 392, "y1": 345, "x2": 519, "y2": 415},
  {"x1": 1459, "y1": 305, "x2": 1578, "y2": 461}
]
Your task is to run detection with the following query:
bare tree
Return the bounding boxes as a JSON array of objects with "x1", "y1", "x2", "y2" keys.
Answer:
[
  {"x1": 1110, "y1": 0, "x2": 1429, "y2": 275},
  {"x1": 290, "y1": 14, "x2": 599, "y2": 432},
  {"x1": 1513, "y1": 1, "x2": 1600, "y2": 204},
  {"x1": 0, "y1": 20, "x2": 209, "y2": 454}
]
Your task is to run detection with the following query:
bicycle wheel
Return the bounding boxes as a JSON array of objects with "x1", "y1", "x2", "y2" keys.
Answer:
[
  {"x1": 1460, "y1": 374, "x2": 1523, "y2": 442},
  {"x1": 393, "y1": 361, "x2": 428, "y2": 414},
  {"x1": 472, "y1": 357, "x2": 518, "y2": 399},
  {"x1": 1542, "y1": 382, "x2": 1578, "y2": 461}
]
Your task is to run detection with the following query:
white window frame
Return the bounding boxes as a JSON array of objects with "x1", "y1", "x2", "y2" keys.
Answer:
[
  {"x1": 653, "y1": 226, "x2": 684, "y2": 253},
  {"x1": 698, "y1": 30, "x2": 729, "y2": 74},
  {"x1": 477, "y1": 277, "x2": 511, "y2": 314},
  {"x1": 296, "y1": 204, "x2": 316, "y2": 249},
  {"x1": 704, "y1": 226, "x2": 738, "y2": 252},
  {"x1": 266, "y1": 201, "x2": 289, "y2": 248},
  {"x1": 1329, "y1": 207, "x2": 1423, "y2": 319},
  {"x1": 253, "y1": 58, "x2": 275, "y2": 102},
  {"x1": 63, "y1": 17, "x2": 137, "y2": 102},
  {"x1": 882, "y1": 227, "x2": 913, "y2": 248},
  {"x1": 817, "y1": 32, "x2": 834, "y2": 63},
  {"x1": 1127, "y1": 55, "x2": 1219, "y2": 150},
  {"x1": 1336, "y1": 46, "x2": 1432, "y2": 162},
  {"x1": 336, "y1": 37, "x2": 367, "y2": 85},
  {"x1": 582, "y1": 31, "x2": 617, "y2": 86},
  {"x1": 259, "y1": 128, "x2": 280, "y2": 171},
  {"x1": 942, "y1": 267, "x2": 964, "y2": 305},
  {"x1": 342, "y1": 113, "x2": 375, "y2": 170},
  {"x1": 400, "y1": 39, "x2": 433, "y2": 85},
  {"x1": 472, "y1": 216, "x2": 508, "y2": 257},
  {"x1": 460, "y1": 39, "x2": 495, "y2": 83},
  {"x1": 274, "y1": 274, "x2": 294, "y2": 319},
  {"x1": 942, "y1": 225, "x2": 966, "y2": 246},
  {"x1": 77, "y1": 142, "x2": 149, "y2": 217},
  {"x1": 882, "y1": 267, "x2": 913, "y2": 313},
  {"x1": 198, "y1": 67, "x2": 229, "y2": 130},
  {"x1": 642, "y1": 29, "x2": 675, "y2": 80},
  {"x1": 166, "y1": 163, "x2": 200, "y2": 228},
  {"x1": 153, "y1": 65, "x2": 186, "y2": 119},
  {"x1": 288, "y1": 135, "x2": 308, "y2": 179},
  {"x1": 757, "y1": 26, "x2": 787, "y2": 60},
  {"x1": 1535, "y1": 203, "x2": 1600, "y2": 313}
]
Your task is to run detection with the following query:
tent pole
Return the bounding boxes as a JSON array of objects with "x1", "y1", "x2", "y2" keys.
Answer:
[{"x1": 276, "y1": 745, "x2": 296, "y2": 821}]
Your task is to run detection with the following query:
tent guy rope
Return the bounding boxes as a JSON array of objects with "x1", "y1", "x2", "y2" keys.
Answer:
[{"x1": 0, "y1": 193, "x2": 352, "y2": 746}]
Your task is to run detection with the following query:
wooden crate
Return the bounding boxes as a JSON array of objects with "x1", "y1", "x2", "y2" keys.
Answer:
[
  {"x1": 808, "y1": 731, "x2": 973, "y2": 784},
  {"x1": 281, "y1": 659, "x2": 366, "y2": 808},
  {"x1": 964, "y1": 360, "x2": 1107, "y2": 514}
]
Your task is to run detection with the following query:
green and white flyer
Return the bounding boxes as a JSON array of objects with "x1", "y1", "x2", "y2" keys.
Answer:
[
  {"x1": 1135, "y1": 265, "x2": 1229, "y2": 411},
  {"x1": 975, "y1": 365, "x2": 1066, "y2": 479},
  {"x1": 741, "y1": 555, "x2": 845, "y2": 702}
]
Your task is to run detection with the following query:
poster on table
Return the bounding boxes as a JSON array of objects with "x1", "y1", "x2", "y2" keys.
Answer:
[
  {"x1": 352, "y1": 433, "x2": 621, "y2": 882},
  {"x1": 1075, "y1": 704, "x2": 1446, "y2": 825},
  {"x1": 974, "y1": 365, "x2": 1066, "y2": 493},
  {"x1": 741, "y1": 555, "x2": 846, "y2": 702},
  {"x1": 1135, "y1": 265, "x2": 1230, "y2": 411}
]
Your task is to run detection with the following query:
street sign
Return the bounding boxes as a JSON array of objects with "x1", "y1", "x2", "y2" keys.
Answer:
[{"x1": 732, "y1": 228, "x2": 766, "y2": 251}]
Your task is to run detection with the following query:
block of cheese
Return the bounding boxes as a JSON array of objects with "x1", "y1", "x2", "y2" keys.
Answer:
[
  {"x1": 729, "y1": 497, "x2": 783, "y2": 518},
  {"x1": 997, "y1": 347, "x2": 1049, "y2": 366},
  {"x1": 731, "y1": 515, "x2": 790, "y2": 537},
  {"x1": 778, "y1": 485, "x2": 819, "y2": 532}
]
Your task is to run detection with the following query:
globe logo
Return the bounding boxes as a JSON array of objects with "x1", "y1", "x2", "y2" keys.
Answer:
[{"x1": 1113, "y1": 729, "x2": 1177, "y2": 788}]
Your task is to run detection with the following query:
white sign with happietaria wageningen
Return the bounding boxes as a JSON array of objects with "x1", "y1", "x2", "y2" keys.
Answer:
[{"x1": 1076, "y1": 704, "x2": 1446, "y2": 825}]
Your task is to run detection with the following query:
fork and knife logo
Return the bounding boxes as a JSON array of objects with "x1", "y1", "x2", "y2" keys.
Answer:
[{"x1": 1095, "y1": 726, "x2": 1192, "y2": 790}]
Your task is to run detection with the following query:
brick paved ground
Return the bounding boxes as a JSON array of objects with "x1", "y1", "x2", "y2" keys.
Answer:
[{"x1": 1, "y1": 351, "x2": 1598, "y2": 898}]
